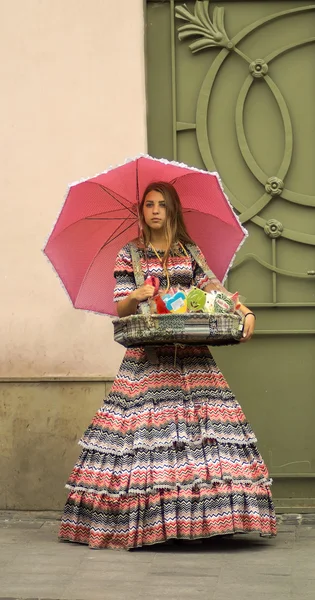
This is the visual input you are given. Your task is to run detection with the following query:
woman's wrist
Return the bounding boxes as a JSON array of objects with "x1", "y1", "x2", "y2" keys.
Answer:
[
  {"x1": 239, "y1": 304, "x2": 255, "y2": 318},
  {"x1": 129, "y1": 291, "x2": 139, "y2": 304},
  {"x1": 117, "y1": 293, "x2": 139, "y2": 317}
]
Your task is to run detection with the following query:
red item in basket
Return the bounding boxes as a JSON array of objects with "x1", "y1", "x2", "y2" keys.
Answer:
[
  {"x1": 144, "y1": 276, "x2": 160, "y2": 296},
  {"x1": 230, "y1": 292, "x2": 241, "y2": 310},
  {"x1": 154, "y1": 295, "x2": 170, "y2": 314}
]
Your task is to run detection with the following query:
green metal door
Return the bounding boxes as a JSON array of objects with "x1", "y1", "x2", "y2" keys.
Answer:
[{"x1": 146, "y1": 0, "x2": 315, "y2": 511}]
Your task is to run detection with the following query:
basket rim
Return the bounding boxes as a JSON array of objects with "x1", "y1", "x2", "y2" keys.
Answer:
[{"x1": 113, "y1": 312, "x2": 243, "y2": 323}]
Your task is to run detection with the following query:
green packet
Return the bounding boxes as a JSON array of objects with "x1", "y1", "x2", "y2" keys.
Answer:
[{"x1": 186, "y1": 287, "x2": 236, "y2": 314}]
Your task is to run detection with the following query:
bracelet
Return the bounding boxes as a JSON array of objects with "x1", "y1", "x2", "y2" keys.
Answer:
[{"x1": 244, "y1": 312, "x2": 256, "y2": 319}]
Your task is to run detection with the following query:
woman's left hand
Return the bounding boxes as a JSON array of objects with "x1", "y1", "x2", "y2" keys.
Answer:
[{"x1": 240, "y1": 313, "x2": 256, "y2": 342}]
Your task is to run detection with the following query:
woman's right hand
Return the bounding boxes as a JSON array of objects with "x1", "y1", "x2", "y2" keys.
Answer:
[
  {"x1": 117, "y1": 285, "x2": 155, "y2": 317},
  {"x1": 131, "y1": 284, "x2": 155, "y2": 303}
]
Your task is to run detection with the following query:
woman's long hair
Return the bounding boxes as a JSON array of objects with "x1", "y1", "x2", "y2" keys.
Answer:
[{"x1": 138, "y1": 181, "x2": 194, "y2": 266}]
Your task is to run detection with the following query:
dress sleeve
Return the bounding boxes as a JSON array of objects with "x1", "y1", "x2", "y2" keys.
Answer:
[{"x1": 113, "y1": 245, "x2": 136, "y2": 303}]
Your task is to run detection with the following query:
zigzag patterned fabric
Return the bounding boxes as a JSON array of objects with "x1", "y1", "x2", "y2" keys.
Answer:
[{"x1": 59, "y1": 245, "x2": 277, "y2": 548}]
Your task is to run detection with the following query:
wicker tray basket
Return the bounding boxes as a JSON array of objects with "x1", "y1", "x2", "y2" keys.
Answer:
[{"x1": 113, "y1": 312, "x2": 244, "y2": 348}]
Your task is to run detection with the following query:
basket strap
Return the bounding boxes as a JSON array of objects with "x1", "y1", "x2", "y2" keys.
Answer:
[
  {"x1": 186, "y1": 242, "x2": 244, "y2": 304},
  {"x1": 129, "y1": 242, "x2": 145, "y2": 287},
  {"x1": 129, "y1": 242, "x2": 150, "y2": 315},
  {"x1": 185, "y1": 243, "x2": 217, "y2": 282}
]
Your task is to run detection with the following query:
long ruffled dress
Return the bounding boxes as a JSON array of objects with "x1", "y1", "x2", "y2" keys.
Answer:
[{"x1": 59, "y1": 243, "x2": 277, "y2": 549}]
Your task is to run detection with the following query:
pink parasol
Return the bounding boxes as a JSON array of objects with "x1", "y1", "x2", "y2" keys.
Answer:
[{"x1": 44, "y1": 155, "x2": 247, "y2": 315}]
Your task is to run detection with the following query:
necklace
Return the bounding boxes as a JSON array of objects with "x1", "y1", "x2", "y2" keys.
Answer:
[
  {"x1": 149, "y1": 242, "x2": 170, "y2": 291},
  {"x1": 148, "y1": 241, "x2": 190, "y2": 292}
]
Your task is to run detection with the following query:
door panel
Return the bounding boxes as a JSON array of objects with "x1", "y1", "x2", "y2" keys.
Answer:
[{"x1": 146, "y1": 0, "x2": 315, "y2": 510}]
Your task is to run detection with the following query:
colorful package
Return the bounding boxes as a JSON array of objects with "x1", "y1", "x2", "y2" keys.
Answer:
[{"x1": 163, "y1": 291, "x2": 187, "y2": 313}]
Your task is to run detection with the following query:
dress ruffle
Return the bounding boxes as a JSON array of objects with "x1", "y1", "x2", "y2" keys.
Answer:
[
  {"x1": 60, "y1": 486, "x2": 276, "y2": 549},
  {"x1": 67, "y1": 441, "x2": 270, "y2": 496},
  {"x1": 80, "y1": 397, "x2": 257, "y2": 454},
  {"x1": 59, "y1": 345, "x2": 277, "y2": 548}
]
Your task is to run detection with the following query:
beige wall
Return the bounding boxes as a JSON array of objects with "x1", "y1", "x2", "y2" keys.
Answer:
[
  {"x1": 0, "y1": 379, "x2": 114, "y2": 510},
  {"x1": 0, "y1": 0, "x2": 147, "y2": 378}
]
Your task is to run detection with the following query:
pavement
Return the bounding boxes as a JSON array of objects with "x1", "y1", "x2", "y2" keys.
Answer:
[{"x1": 0, "y1": 511, "x2": 315, "y2": 600}]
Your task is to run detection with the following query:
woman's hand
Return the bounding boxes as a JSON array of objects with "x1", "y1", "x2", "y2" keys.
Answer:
[
  {"x1": 131, "y1": 284, "x2": 155, "y2": 303},
  {"x1": 117, "y1": 284, "x2": 155, "y2": 317},
  {"x1": 240, "y1": 313, "x2": 256, "y2": 342}
]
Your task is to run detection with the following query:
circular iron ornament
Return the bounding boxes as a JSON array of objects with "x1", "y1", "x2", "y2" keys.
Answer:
[
  {"x1": 265, "y1": 177, "x2": 284, "y2": 197},
  {"x1": 264, "y1": 219, "x2": 284, "y2": 238},
  {"x1": 249, "y1": 59, "x2": 268, "y2": 78},
  {"x1": 181, "y1": 3, "x2": 315, "y2": 245}
]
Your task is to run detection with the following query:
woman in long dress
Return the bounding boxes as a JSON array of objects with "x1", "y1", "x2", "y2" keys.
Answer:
[{"x1": 59, "y1": 181, "x2": 277, "y2": 549}]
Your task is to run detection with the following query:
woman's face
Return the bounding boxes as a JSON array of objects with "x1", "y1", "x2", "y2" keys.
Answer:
[{"x1": 142, "y1": 190, "x2": 167, "y2": 231}]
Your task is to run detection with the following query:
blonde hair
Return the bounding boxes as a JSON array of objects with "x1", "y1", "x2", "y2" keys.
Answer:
[{"x1": 138, "y1": 181, "x2": 195, "y2": 266}]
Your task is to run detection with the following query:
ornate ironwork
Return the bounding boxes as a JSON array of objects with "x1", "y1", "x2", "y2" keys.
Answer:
[
  {"x1": 173, "y1": 1, "x2": 315, "y2": 308},
  {"x1": 264, "y1": 219, "x2": 284, "y2": 239},
  {"x1": 176, "y1": 2, "x2": 232, "y2": 51},
  {"x1": 265, "y1": 178, "x2": 284, "y2": 197},
  {"x1": 249, "y1": 58, "x2": 269, "y2": 78}
]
